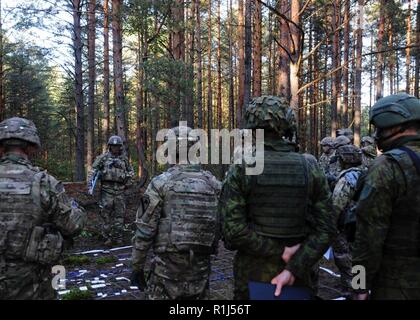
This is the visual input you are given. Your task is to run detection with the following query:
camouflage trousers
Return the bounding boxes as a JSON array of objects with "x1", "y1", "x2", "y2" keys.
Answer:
[
  {"x1": 146, "y1": 272, "x2": 209, "y2": 300},
  {"x1": 0, "y1": 260, "x2": 55, "y2": 300},
  {"x1": 332, "y1": 231, "x2": 352, "y2": 291},
  {"x1": 99, "y1": 190, "x2": 125, "y2": 243}
]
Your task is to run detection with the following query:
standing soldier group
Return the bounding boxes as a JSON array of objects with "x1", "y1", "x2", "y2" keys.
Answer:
[{"x1": 1, "y1": 93, "x2": 420, "y2": 300}]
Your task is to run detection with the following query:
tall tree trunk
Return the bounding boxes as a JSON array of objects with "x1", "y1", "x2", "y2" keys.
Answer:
[
  {"x1": 406, "y1": 0, "x2": 412, "y2": 94},
  {"x1": 252, "y1": 0, "x2": 262, "y2": 97},
  {"x1": 342, "y1": 0, "x2": 350, "y2": 128},
  {"x1": 187, "y1": 1, "x2": 195, "y2": 127},
  {"x1": 290, "y1": 0, "x2": 301, "y2": 115},
  {"x1": 112, "y1": 0, "x2": 126, "y2": 144},
  {"x1": 244, "y1": 0, "x2": 252, "y2": 111},
  {"x1": 217, "y1": 0, "x2": 222, "y2": 129},
  {"x1": 278, "y1": 0, "x2": 289, "y2": 98},
  {"x1": 228, "y1": 0, "x2": 235, "y2": 130},
  {"x1": 268, "y1": 8, "x2": 274, "y2": 95},
  {"x1": 354, "y1": 0, "x2": 363, "y2": 147},
  {"x1": 136, "y1": 30, "x2": 146, "y2": 179},
  {"x1": 102, "y1": 0, "x2": 110, "y2": 153},
  {"x1": 87, "y1": 0, "x2": 96, "y2": 172},
  {"x1": 331, "y1": 0, "x2": 341, "y2": 136},
  {"x1": 73, "y1": 0, "x2": 85, "y2": 181},
  {"x1": 172, "y1": 0, "x2": 185, "y2": 124},
  {"x1": 207, "y1": 0, "x2": 213, "y2": 132},
  {"x1": 237, "y1": 0, "x2": 244, "y2": 127},
  {"x1": 415, "y1": 0, "x2": 420, "y2": 97},
  {"x1": 195, "y1": 0, "x2": 203, "y2": 128},
  {"x1": 376, "y1": 0, "x2": 386, "y2": 101}
]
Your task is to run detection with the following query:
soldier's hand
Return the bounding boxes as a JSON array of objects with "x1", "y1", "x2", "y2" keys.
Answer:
[
  {"x1": 130, "y1": 269, "x2": 147, "y2": 291},
  {"x1": 282, "y1": 244, "x2": 301, "y2": 263},
  {"x1": 271, "y1": 270, "x2": 295, "y2": 297}
]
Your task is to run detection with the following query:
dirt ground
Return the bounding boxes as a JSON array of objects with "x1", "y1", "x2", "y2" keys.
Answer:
[{"x1": 58, "y1": 183, "x2": 345, "y2": 300}]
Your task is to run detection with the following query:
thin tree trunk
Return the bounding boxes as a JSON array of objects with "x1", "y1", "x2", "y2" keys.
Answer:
[
  {"x1": 376, "y1": 0, "x2": 386, "y2": 101},
  {"x1": 268, "y1": 8, "x2": 274, "y2": 95},
  {"x1": 406, "y1": 0, "x2": 412, "y2": 94},
  {"x1": 342, "y1": 0, "x2": 350, "y2": 128},
  {"x1": 244, "y1": 0, "x2": 252, "y2": 111},
  {"x1": 87, "y1": 0, "x2": 96, "y2": 171},
  {"x1": 102, "y1": 0, "x2": 110, "y2": 153},
  {"x1": 228, "y1": 0, "x2": 235, "y2": 130},
  {"x1": 195, "y1": 0, "x2": 203, "y2": 128},
  {"x1": 237, "y1": 0, "x2": 244, "y2": 127},
  {"x1": 217, "y1": 0, "x2": 222, "y2": 129},
  {"x1": 354, "y1": 0, "x2": 363, "y2": 147},
  {"x1": 73, "y1": 0, "x2": 85, "y2": 181},
  {"x1": 290, "y1": 0, "x2": 300, "y2": 115},
  {"x1": 252, "y1": 0, "x2": 262, "y2": 97},
  {"x1": 388, "y1": 23, "x2": 394, "y2": 95},
  {"x1": 112, "y1": 0, "x2": 126, "y2": 144},
  {"x1": 136, "y1": 30, "x2": 146, "y2": 179},
  {"x1": 278, "y1": 0, "x2": 289, "y2": 98},
  {"x1": 172, "y1": 0, "x2": 185, "y2": 124},
  {"x1": 331, "y1": 0, "x2": 341, "y2": 136},
  {"x1": 207, "y1": 0, "x2": 213, "y2": 132},
  {"x1": 187, "y1": 1, "x2": 195, "y2": 127}
]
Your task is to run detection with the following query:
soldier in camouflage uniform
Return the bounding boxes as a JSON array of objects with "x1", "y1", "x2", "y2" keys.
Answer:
[
  {"x1": 331, "y1": 144, "x2": 363, "y2": 296},
  {"x1": 0, "y1": 117, "x2": 86, "y2": 299},
  {"x1": 220, "y1": 96, "x2": 338, "y2": 299},
  {"x1": 318, "y1": 137, "x2": 335, "y2": 175},
  {"x1": 360, "y1": 136, "x2": 377, "y2": 170},
  {"x1": 131, "y1": 126, "x2": 221, "y2": 300},
  {"x1": 328, "y1": 135, "x2": 352, "y2": 189},
  {"x1": 88, "y1": 136, "x2": 134, "y2": 245},
  {"x1": 353, "y1": 93, "x2": 420, "y2": 300},
  {"x1": 336, "y1": 128, "x2": 354, "y2": 143}
]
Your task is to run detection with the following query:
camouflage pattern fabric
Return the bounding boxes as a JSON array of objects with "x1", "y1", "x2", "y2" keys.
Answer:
[
  {"x1": 220, "y1": 138, "x2": 337, "y2": 300},
  {"x1": 318, "y1": 150, "x2": 335, "y2": 175},
  {"x1": 131, "y1": 164, "x2": 221, "y2": 300},
  {"x1": 352, "y1": 137, "x2": 420, "y2": 299},
  {"x1": 88, "y1": 152, "x2": 134, "y2": 244},
  {"x1": 361, "y1": 145, "x2": 377, "y2": 170},
  {"x1": 0, "y1": 153, "x2": 86, "y2": 300}
]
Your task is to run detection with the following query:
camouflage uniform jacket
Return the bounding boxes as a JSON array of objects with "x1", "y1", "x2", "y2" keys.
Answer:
[
  {"x1": 318, "y1": 151, "x2": 335, "y2": 175},
  {"x1": 88, "y1": 152, "x2": 135, "y2": 195},
  {"x1": 352, "y1": 137, "x2": 420, "y2": 293},
  {"x1": 220, "y1": 138, "x2": 337, "y2": 285},
  {"x1": 361, "y1": 145, "x2": 377, "y2": 170},
  {"x1": 132, "y1": 164, "x2": 221, "y2": 281},
  {"x1": 0, "y1": 153, "x2": 86, "y2": 299}
]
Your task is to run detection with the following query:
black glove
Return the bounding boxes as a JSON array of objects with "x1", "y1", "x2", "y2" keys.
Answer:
[{"x1": 130, "y1": 270, "x2": 147, "y2": 291}]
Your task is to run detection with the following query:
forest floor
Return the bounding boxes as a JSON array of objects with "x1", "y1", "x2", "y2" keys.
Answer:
[{"x1": 56, "y1": 183, "x2": 345, "y2": 300}]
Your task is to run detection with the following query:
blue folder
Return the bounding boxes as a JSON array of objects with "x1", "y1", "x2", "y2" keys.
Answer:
[{"x1": 248, "y1": 281, "x2": 312, "y2": 300}]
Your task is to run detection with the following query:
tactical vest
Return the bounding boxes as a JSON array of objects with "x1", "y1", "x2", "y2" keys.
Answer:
[
  {"x1": 0, "y1": 165, "x2": 44, "y2": 261},
  {"x1": 375, "y1": 147, "x2": 420, "y2": 288},
  {"x1": 337, "y1": 168, "x2": 362, "y2": 226},
  {"x1": 248, "y1": 149, "x2": 309, "y2": 238},
  {"x1": 101, "y1": 154, "x2": 128, "y2": 183},
  {"x1": 154, "y1": 168, "x2": 219, "y2": 254}
]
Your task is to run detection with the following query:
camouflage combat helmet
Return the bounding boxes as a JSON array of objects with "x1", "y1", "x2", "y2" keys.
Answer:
[
  {"x1": 361, "y1": 136, "x2": 375, "y2": 146},
  {"x1": 320, "y1": 137, "x2": 334, "y2": 147},
  {"x1": 0, "y1": 117, "x2": 41, "y2": 147},
  {"x1": 333, "y1": 135, "x2": 351, "y2": 149},
  {"x1": 244, "y1": 95, "x2": 296, "y2": 136},
  {"x1": 370, "y1": 93, "x2": 420, "y2": 129},
  {"x1": 107, "y1": 135, "x2": 123, "y2": 146},
  {"x1": 336, "y1": 128, "x2": 354, "y2": 140},
  {"x1": 336, "y1": 145, "x2": 362, "y2": 165}
]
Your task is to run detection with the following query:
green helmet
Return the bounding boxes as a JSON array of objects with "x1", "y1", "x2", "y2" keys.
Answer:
[
  {"x1": 370, "y1": 93, "x2": 420, "y2": 129},
  {"x1": 361, "y1": 136, "x2": 375, "y2": 146},
  {"x1": 0, "y1": 117, "x2": 41, "y2": 147},
  {"x1": 336, "y1": 145, "x2": 362, "y2": 166},
  {"x1": 244, "y1": 95, "x2": 296, "y2": 137},
  {"x1": 336, "y1": 128, "x2": 354, "y2": 142},
  {"x1": 320, "y1": 137, "x2": 334, "y2": 147},
  {"x1": 107, "y1": 135, "x2": 123, "y2": 146},
  {"x1": 333, "y1": 135, "x2": 351, "y2": 149}
]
